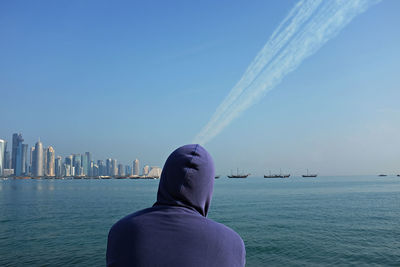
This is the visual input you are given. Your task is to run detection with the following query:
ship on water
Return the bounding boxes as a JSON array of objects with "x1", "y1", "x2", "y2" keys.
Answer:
[
  {"x1": 302, "y1": 169, "x2": 317, "y2": 178},
  {"x1": 215, "y1": 175, "x2": 220, "y2": 179},
  {"x1": 264, "y1": 170, "x2": 290, "y2": 178},
  {"x1": 227, "y1": 169, "x2": 250, "y2": 178}
]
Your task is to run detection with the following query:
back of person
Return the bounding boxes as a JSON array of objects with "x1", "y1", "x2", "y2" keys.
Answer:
[{"x1": 107, "y1": 144, "x2": 246, "y2": 267}]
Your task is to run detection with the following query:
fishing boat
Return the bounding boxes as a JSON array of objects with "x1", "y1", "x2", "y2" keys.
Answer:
[
  {"x1": 227, "y1": 169, "x2": 250, "y2": 178},
  {"x1": 264, "y1": 170, "x2": 290, "y2": 178},
  {"x1": 302, "y1": 169, "x2": 317, "y2": 178},
  {"x1": 378, "y1": 174, "x2": 387, "y2": 177},
  {"x1": 215, "y1": 175, "x2": 220, "y2": 179}
]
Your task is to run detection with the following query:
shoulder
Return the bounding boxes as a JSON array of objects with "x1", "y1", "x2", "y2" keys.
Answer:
[
  {"x1": 108, "y1": 207, "x2": 154, "y2": 236},
  {"x1": 207, "y1": 218, "x2": 243, "y2": 239},
  {"x1": 203, "y1": 218, "x2": 246, "y2": 266},
  {"x1": 204, "y1": 218, "x2": 245, "y2": 249},
  {"x1": 107, "y1": 207, "x2": 155, "y2": 263}
]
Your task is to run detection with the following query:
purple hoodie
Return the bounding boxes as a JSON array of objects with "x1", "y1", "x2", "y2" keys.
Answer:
[{"x1": 107, "y1": 144, "x2": 246, "y2": 267}]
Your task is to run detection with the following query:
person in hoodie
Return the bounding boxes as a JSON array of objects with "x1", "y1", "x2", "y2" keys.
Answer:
[{"x1": 107, "y1": 144, "x2": 246, "y2": 267}]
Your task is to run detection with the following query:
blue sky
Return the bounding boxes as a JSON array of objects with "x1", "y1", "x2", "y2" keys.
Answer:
[{"x1": 1, "y1": 0, "x2": 399, "y2": 175}]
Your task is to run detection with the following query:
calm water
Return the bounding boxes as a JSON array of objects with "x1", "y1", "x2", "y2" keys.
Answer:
[{"x1": 0, "y1": 176, "x2": 399, "y2": 266}]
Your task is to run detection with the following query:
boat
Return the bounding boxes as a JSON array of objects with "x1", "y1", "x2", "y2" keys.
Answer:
[
  {"x1": 264, "y1": 170, "x2": 290, "y2": 178},
  {"x1": 227, "y1": 169, "x2": 250, "y2": 178},
  {"x1": 378, "y1": 174, "x2": 387, "y2": 177},
  {"x1": 215, "y1": 175, "x2": 220, "y2": 179},
  {"x1": 265, "y1": 174, "x2": 290, "y2": 178},
  {"x1": 302, "y1": 169, "x2": 317, "y2": 178},
  {"x1": 397, "y1": 174, "x2": 400, "y2": 177}
]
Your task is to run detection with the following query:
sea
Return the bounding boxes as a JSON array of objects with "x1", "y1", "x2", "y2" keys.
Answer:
[{"x1": 0, "y1": 175, "x2": 399, "y2": 266}]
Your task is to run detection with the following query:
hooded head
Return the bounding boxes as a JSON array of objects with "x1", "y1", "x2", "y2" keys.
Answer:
[{"x1": 154, "y1": 144, "x2": 215, "y2": 217}]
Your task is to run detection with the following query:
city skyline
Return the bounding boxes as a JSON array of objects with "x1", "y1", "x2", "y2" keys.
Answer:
[
  {"x1": 1, "y1": 1, "x2": 400, "y2": 175},
  {"x1": 0, "y1": 132, "x2": 159, "y2": 178}
]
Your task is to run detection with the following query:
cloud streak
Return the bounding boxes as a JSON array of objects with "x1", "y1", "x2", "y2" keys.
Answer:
[{"x1": 193, "y1": 0, "x2": 381, "y2": 145}]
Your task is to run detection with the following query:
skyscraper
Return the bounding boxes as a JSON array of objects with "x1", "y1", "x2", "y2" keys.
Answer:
[
  {"x1": 89, "y1": 161, "x2": 94, "y2": 176},
  {"x1": 32, "y1": 140, "x2": 44, "y2": 177},
  {"x1": 65, "y1": 155, "x2": 73, "y2": 166},
  {"x1": 55, "y1": 156, "x2": 62, "y2": 177},
  {"x1": 92, "y1": 163, "x2": 99, "y2": 177},
  {"x1": 15, "y1": 143, "x2": 22, "y2": 176},
  {"x1": 63, "y1": 163, "x2": 71, "y2": 177},
  {"x1": 15, "y1": 143, "x2": 28, "y2": 176},
  {"x1": 43, "y1": 147, "x2": 48, "y2": 176},
  {"x1": 5, "y1": 151, "x2": 11, "y2": 169},
  {"x1": 47, "y1": 146, "x2": 55, "y2": 176},
  {"x1": 134, "y1": 159, "x2": 140, "y2": 176},
  {"x1": 11, "y1": 133, "x2": 23, "y2": 173},
  {"x1": 71, "y1": 166, "x2": 75, "y2": 176},
  {"x1": 118, "y1": 164, "x2": 124, "y2": 176},
  {"x1": 82, "y1": 152, "x2": 91, "y2": 176},
  {"x1": 73, "y1": 154, "x2": 81, "y2": 176},
  {"x1": 97, "y1": 160, "x2": 105, "y2": 176},
  {"x1": 143, "y1": 165, "x2": 149, "y2": 176},
  {"x1": 125, "y1": 165, "x2": 132, "y2": 176},
  {"x1": 106, "y1": 158, "x2": 112, "y2": 176},
  {"x1": 148, "y1": 166, "x2": 162, "y2": 178},
  {"x1": 111, "y1": 159, "x2": 118, "y2": 176},
  {"x1": 29, "y1": 147, "x2": 35, "y2": 174},
  {"x1": 0, "y1": 139, "x2": 5, "y2": 177},
  {"x1": 21, "y1": 144, "x2": 28, "y2": 175}
]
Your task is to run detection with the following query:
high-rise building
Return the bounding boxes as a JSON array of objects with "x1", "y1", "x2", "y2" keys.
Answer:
[
  {"x1": 32, "y1": 140, "x2": 44, "y2": 177},
  {"x1": 15, "y1": 143, "x2": 28, "y2": 176},
  {"x1": 65, "y1": 155, "x2": 73, "y2": 166},
  {"x1": 5, "y1": 151, "x2": 11, "y2": 169},
  {"x1": 71, "y1": 166, "x2": 75, "y2": 176},
  {"x1": 15, "y1": 143, "x2": 23, "y2": 176},
  {"x1": 0, "y1": 139, "x2": 5, "y2": 177},
  {"x1": 47, "y1": 146, "x2": 55, "y2": 176},
  {"x1": 118, "y1": 164, "x2": 124, "y2": 176},
  {"x1": 15, "y1": 143, "x2": 22, "y2": 176},
  {"x1": 88, "y1": 161, "x2": 92, "y2": 176},
  {"x1": 29, "y1": 147, "x2": 35, "y2": 174},
  {"x1": 106, "y1": 158, "x2": 112, "y2": 176},
  {"x1": 148, "y1": 166, "x2": 162, "y2": 178},
  {"x1": 82, "y1": 152, "x2": 91, "y2": 176},
  {"x1": 134, "y1": 159, "x2": 140, "y2": 176},
  {"x1": 97, "y1": 160, "x2": 105, "y2": 176},
  {"x1": 11, "y1": 134, "x2": 18, "y2": 170},
  {"x1": 63, "y1": 163, "x2": 71, "y2": 177},
  {"x1": 43, "y1": 147, "x2": 47, "y2": 175},
  {"x1": 73, "y1": 154, "x2": 81, "y2": 176},
  {"x1": 125, "y1": 165, "x2": 132, "y2": 176},
  {"x1": 55, "y1": 156, "x2": 62, "y2": 177},
  {"x1": 91, "y1": 161, "x2": 99, "y2": 177},
  {"x1": 111, "y1": 159, "x2": 118, "y2": 176},
  {"x1": 93, "y1": 164, "x2": 99, "y2": 177},
  {"x1": 11, "y1": 133, "x2": 23, "y2": 172},
  {"x1": 143, "y1": 165, "x2": 149, "y2": 176},
  {"x1": 21, "y1": 144, "x2": 28, "y2": 175}
]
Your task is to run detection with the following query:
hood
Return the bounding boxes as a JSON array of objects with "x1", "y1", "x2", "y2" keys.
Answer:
[{"x1": 154, "y1": 144, "x2": 215, "y2": 217}]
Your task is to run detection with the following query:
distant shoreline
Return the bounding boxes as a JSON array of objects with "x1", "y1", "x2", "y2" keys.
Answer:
[
  {"x1": 1, "y1": 176, "x2": 160, "y2": 180},
  {"x1": 2, "y1": 174, "x2": 399, "y2": 180}
]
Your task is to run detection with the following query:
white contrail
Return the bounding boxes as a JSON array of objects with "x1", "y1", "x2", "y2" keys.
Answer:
[{"x1": 193, "y1": 0, "x2": 381, "y2": 145}]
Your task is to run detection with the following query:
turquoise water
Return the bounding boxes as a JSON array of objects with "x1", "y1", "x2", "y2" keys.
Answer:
[{"x1": 1, "y1": 176, "x2": 399, "y2": 266}]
